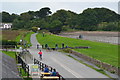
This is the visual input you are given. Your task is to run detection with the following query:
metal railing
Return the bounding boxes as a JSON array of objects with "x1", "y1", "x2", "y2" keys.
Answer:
[
  {"x1": 16, "y1": 53, "x2": 30, "y2": 78},
  {"x1": 34, "y1": 58, "x2": 65, "y2": 80}
]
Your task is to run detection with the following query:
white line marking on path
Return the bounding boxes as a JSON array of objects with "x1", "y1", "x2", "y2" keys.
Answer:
[{"x1": 51, "y1": 58, "x2": 83, "y2": 78}]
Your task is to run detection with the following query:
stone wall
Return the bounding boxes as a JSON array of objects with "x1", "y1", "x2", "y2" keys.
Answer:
[{"x1": 68, "y1": 50, "x2": 119, "y2": 75}]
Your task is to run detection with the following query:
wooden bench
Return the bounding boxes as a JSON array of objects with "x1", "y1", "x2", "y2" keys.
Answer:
[
  {"x1": 40, "y1": 72, "x2": 51, "y2": 77},
  {"x1": 41, "y1": 76, "x2": 59, "y2": 80}
]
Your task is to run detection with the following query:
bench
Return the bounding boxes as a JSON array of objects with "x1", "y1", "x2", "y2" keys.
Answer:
[
  {"x1": 40, "y1": 72, "x2": 51, "y2": 77},
  {"x1": 41, "y1": 76, "x2": 59, "y2": 80}
]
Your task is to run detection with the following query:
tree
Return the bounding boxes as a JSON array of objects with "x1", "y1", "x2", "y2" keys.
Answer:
[
  {"x1": 2, "y1": 11, "x2": 12, "y2": 22},
  {"x1": 51, "y1": 9, "x2": 68, "y2": 25},
  {"x1": 20, "y1": 12, "x2": 32, "y2": 21},
  {"x1": 31, "y1": 27, "x2": 39, "y2": 32},
  {"x1": 12, "y1": 19, "x2": 26, "y2": 29},
  {"x1": 36, "y1": 7, "x2": 52, "y2": 18},
  {"x1": 49, "y1": 20, "x2": 62, "y2": 34}
]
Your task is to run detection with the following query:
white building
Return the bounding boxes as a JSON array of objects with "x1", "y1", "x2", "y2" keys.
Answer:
[{"x1": 0, "y1": 23, "x2": 12, "y2": 29}]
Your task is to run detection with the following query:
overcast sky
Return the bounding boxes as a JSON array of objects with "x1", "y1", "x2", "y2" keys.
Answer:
[{"x1": 0, "y1": 0, "x2": 119, "y2": 15}]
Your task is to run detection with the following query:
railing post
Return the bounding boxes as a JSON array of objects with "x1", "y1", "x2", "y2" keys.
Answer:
[
  {"x1": 27, "y1": 66, "x2": 29, "y2": 78},
  {"x1": 40, "y1": 62, "x2": 42, "y2": 70}
]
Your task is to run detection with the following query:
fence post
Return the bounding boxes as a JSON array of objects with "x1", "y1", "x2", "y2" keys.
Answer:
[{"x1": 27, "y1": 66, "x2": 29, "y2": 78}]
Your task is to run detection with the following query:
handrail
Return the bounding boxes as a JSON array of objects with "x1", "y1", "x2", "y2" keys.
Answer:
[
  {"x1": 34, "y1": 58, "x2": 65, "y2": 80},
  {"x1": 16, "y1": 53, "x2": 30, "y2": 78}
]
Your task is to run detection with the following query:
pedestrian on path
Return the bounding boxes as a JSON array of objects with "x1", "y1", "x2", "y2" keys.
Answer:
[
  {"x1": 38, "y1": 50, "x2": 42, "y2": 60},
  {"x1": 37, "y1": 44, "x2": 39, "y2": 49}
]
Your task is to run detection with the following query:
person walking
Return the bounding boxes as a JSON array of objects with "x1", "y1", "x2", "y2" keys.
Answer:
[
  {"x1": 37, "y1": 44, "x2": 39, "y2": 49},
  {"x1": 38, "y1": 50, "x2": 42, "y2": 60}
]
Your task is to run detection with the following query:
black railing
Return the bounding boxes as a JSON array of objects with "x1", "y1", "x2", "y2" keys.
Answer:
[
  {"x1": 1, "y1": 45, "x2": 16, "y2": 49},
  {"x1": 34, "y1": 58, "x2": 65, "y2": 80},
  {"x1": 16, "y1": 53, "x2": 29, "y2": 78}
]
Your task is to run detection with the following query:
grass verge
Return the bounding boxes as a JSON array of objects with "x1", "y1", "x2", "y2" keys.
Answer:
[
  {"x1": 2, "y1": 51, "x2": 16, "y2": 59},
  {"x1": 36, "y1": 33, "x2": 118, "y2": 67}
]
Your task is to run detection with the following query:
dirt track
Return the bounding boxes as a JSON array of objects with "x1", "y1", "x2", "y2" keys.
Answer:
[{"x1": 59, "y1": 31, "x2": 119, "y2": 44}]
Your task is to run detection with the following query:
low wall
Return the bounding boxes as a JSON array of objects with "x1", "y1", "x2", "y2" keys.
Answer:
[{"x1": 68, "y1": 49, "x2": 119, "y2": 75}]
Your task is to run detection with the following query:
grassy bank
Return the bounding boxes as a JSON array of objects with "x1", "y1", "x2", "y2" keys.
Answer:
[
  {"x1": 16, "y1": 31, "x2": 34, "y2": 48},
  {"x1": 36, "y1": 33, "x2": 118, "y2": 67},
  {"x1": 2, "y1": 51, "x2": 16, "y2": 59},
  {"x1": 24, "y1": 32, "x2": 34, "y2": 45},
  {"x1": 2, "y1": 30, "x2": 28, "y2": 40}
]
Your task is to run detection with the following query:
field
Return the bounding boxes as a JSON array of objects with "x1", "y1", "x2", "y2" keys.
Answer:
[
  {"x1": 36, "y1": 33, "x2": 118, "y2": 67},
  {"x1": 2, "y1": 30, "x2": 29, "y2": 40}
]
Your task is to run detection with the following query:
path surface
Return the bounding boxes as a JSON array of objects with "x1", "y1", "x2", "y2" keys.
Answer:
[
  {"x1": 59, "y1": 32, "x2": 119, "y2": 44},
  {"x1": 28, "y1": 33, "x2": 108, "y2": 78}
]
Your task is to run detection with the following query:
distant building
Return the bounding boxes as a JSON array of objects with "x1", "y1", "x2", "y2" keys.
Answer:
[{"x1": 0, "y1": 23, "x2": 12, "y2": 29}]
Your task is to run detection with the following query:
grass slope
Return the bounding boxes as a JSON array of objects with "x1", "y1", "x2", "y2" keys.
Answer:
[
  {"x1": 2, "y1": 30, "x2": 28, "y2": 40},
  {"x1": 36, "y1": 33, "x2": 118, "y2": 67},
  {"x1": 24, "y1": 32, "x2": 34, "y2": 45},
  {"x1": 2, "y1": 51, "x2": 16, "y2": 59}
]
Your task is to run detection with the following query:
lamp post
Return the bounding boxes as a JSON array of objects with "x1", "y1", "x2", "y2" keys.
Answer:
[
  {"x1": 20, "y1": 39, "x2": 22, "y2": 45},
  {"x1": 37, "y1": 28, "x2": 40, "y2": 33}
]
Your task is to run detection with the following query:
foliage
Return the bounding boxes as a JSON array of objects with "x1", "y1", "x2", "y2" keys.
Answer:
[
  {"x1": 1, "y1": 40, "x2": 17, "y2": 45},
  {"x1": 31, "y1": 27, "x2": 39, "y2": 32},
  {"x1": 36, "y1": 33, "x2": 118, "y2": 67},
  {"x1": 12, "y1": 19, "x2": 26, "y2": 29},
  {"x1": 1, "y1": 7, "x2": 120, "y2": 32},
  {"x1": 49, "y1": 20, "x2": 62, "y2": 33}
]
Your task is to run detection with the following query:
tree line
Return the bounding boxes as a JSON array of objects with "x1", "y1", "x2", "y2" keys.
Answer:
[{"x1": 1, "y1": 7, "x2": 120, "y2": 33}]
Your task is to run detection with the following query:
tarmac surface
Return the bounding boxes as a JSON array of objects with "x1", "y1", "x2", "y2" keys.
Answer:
[{"x1": 59, "y1": 31, "x2": 119, "y2": 44}]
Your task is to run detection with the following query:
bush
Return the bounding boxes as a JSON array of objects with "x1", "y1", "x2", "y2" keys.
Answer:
[{"x1": 1, "y1": 40, "x2": 17, "y2": 45}]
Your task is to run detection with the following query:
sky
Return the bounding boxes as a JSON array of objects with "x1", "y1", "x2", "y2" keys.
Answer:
[{"x1": 0, "y1": 0, "x2": 119, "y2": 15}]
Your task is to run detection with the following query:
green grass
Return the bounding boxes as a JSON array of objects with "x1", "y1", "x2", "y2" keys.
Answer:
[
  {"x1": 20, "y1": 68, "x2": 32, "y2": 80},
  {"x1": 16, "y1": 34, "x2": 22, "y2": 42},
  {"x1": 24, "y1": 32, "x2": 34, "y2": 45},
  {"x1": 16, "y1": 31, "x2": 34, "y2": 48},
  {"x1": 36, "y1": 33, "x2": 118, "y2": 67},
  {"x1": 2, "y1": 51, "x2": 16, "y2": 59}
]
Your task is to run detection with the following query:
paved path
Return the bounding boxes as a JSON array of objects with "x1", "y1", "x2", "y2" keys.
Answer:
[
  {"x1": 59, "y1": 34, "x2": 118, "y2": 44},
  {"x1": 28, "y1": 33, "x2": 108, "y2": 78}
]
